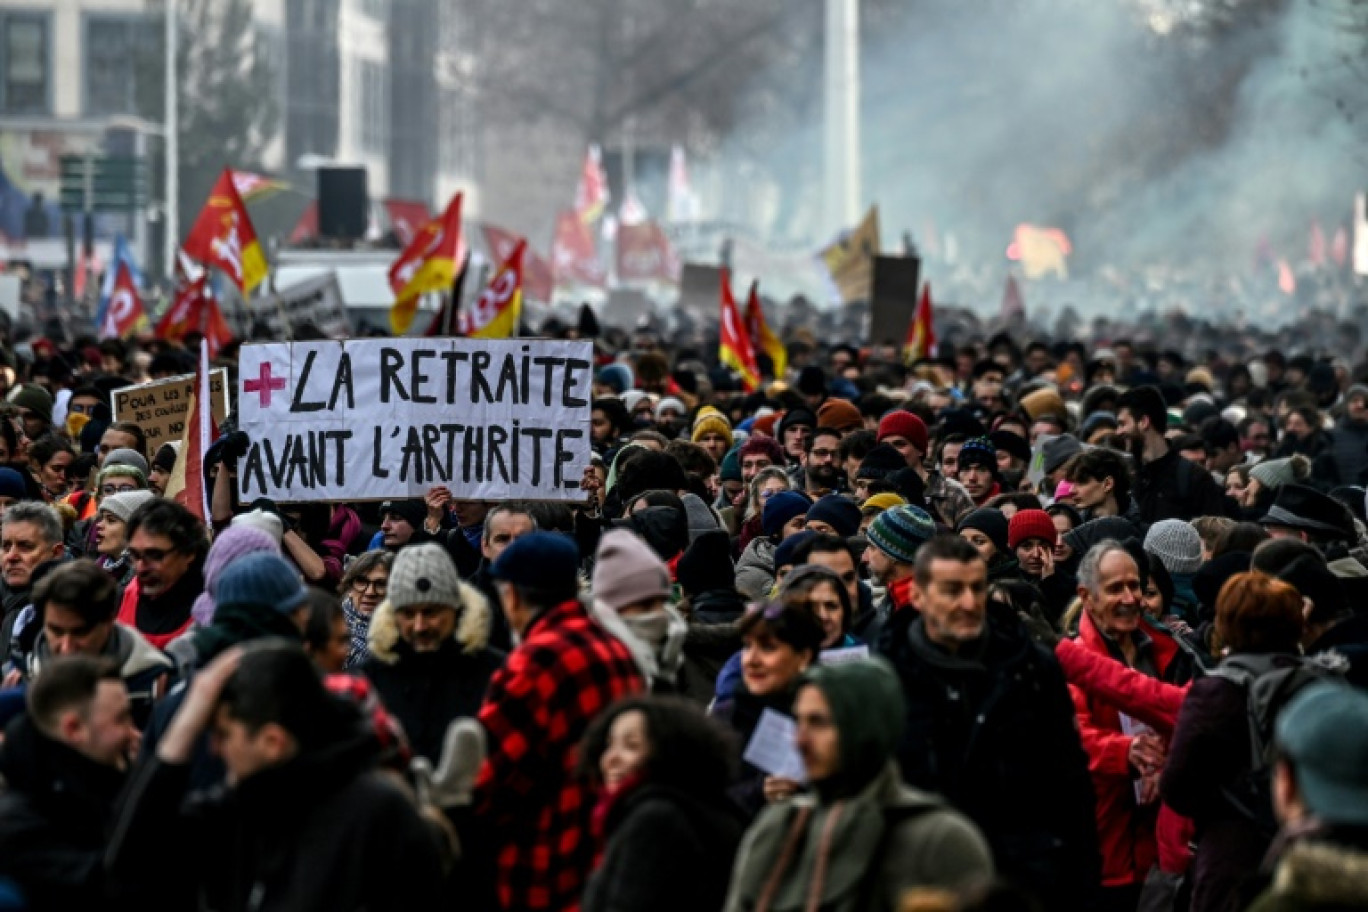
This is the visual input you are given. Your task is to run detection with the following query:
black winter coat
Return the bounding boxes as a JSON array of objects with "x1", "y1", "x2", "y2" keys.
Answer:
[
  {"x1": 363, "y1": 638, "x2": 504, "y2": 763},
  {"x1": 680, "y1": 588, "x2": 745, "y2": 702},
  {"x1": 105, "y1": 728, "x2": 445, "y2": 912},
  {"x1": 881, "y1": 607, "x2": 1102, "y2": 910},
  {"x1": 0, "y1": 715, "x2": 128, "y2": 910},
  {"x1": 581, "y1": 784, "x2": 746, "y2": 912}
]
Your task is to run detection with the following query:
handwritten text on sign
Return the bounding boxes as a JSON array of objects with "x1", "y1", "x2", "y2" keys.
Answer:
[
  {"x1": 113, "y1": 370, "x2": 229, "y2": 452},
  {"x1": 237, "y1": 339, "x2": 593, "y2": 502}
]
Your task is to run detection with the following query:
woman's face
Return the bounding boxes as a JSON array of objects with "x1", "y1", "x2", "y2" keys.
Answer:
[
  {"x1": 741, "y1": 631, "x2": 811, "y2": 696},
  {"x1": 599, "y1": 709, "x2": 650, "y2": 791},
  {"x1": 94, "y1": 511, "x2": 128, "y2": 558},
  {"x1": 959, "y1": 528, "x2": 997, "y2": 561},
  {"x1": 1070, "y1": 476, "x2": 1110, "y2": 510},
  {"x1": 1141, "y1": 580, "x2": 1165, "y2": 617},
  {"x1": 807, "y1": 581, "x2": 845, "y2": 648},
  {"x1": 1051, "y1": 514, "x2": 1075, "y2": 562},
  {"x1": 757, "y1": 477, "x2": 787, "y2": 508},
  {"x1": 349, "y1": 564, "x2": 389, "y2": 615},
  {"x1": 1226, "y1": 473, "x2": 1248, "y2": 501},
  {"x1": 38, "y1": 451, "x2": 73, "y2": 494}
]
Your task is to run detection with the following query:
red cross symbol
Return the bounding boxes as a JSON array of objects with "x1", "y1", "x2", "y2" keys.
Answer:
[{"x1": 244, "y1": 361, "x2": 287, "y2": 408}]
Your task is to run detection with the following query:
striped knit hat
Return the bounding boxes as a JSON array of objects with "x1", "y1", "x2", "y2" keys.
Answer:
[
  {"x1": 867, "y1": 505, "x2": 936, "y2": 564},
  {"x1": 957, "y1": 437, "x2": 998, "y2": 472}
]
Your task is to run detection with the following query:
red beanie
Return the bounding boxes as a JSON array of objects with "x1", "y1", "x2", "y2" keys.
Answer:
[
  {"x1": 876, "y1": 411, "x2": 928, "y2": 453},
  {"x1": 1008, "y1": 509, "x2": 1059, "y2": 550}
]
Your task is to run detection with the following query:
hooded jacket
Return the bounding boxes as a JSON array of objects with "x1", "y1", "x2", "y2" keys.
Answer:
[
  {"x1": 680, "y1": 588, "x2": 746, "y2": 702},
  {"x1": 27, "y1": 622, "x2": 174, "y2": 727},
  {"x1": 0, "y1": 714, "x2": 128, "y2": 909},
  {"x1": 724, "y1": 660, "x2": 994, "y2": 912},
  {"x1": 735, "y1": 537, "x2": 777, "y2": 601},
  {"x1": 362, "y1": 580, "x2": 505, "y2": 763}
]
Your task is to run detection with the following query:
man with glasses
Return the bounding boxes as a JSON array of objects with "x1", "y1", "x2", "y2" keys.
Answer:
[
  {"x1": 116, "y1": 500, "x2": 207, "y2": 651},
  {"x1": 799, "y1": 427, "x2": 845, "y2": 498}
]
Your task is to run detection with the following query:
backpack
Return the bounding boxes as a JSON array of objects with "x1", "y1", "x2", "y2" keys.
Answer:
[{"x1": 1206, "y1": 653, "x2": 1346, "y2": 837}]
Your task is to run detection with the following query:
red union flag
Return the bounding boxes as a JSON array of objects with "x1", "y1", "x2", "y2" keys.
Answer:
[
  {"x1": 616, "y1": 222, "x2": 680, "y2": 283},
  {"x1": 552, "y1": 210, "x2": 605, "y2": 287},
  {"x1": 482, "y1": 223, "x2": 553, "y2": 302},
  {"x1": 903, "y1": 283, "x2": 937, "y2": 365},
  {"x1": 101, "y1": 259, "x2": 146, "y2": 339},
  {"x1": 183, "y1": 168, "x2": 268, "y2": 293},
  {"x1": 388, "y1": 193, "x2": 465, "y2": 334},
  {"x1": 719, "y1": 269, "x2": 760, "y2": 392},
  {"x1": 575, "y1": 144, "x2": 610, "y2": 223}
]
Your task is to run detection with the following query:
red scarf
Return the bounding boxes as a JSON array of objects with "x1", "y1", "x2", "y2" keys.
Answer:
[{"x1": 889, "y1": 576, "x2": 918, "y2": 612}]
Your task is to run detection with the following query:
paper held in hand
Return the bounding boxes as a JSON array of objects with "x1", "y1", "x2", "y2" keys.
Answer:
[{"x1": 742, "y1": 708, "x2": 807, "y2": 783}]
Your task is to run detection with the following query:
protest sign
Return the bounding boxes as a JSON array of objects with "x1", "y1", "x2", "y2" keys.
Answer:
[
  {"x1": 236, "y1": 338, "x2": 594, "y2": 503},
  {"x1": 868, "y1": 255, "x2": 921, "y2": 346},
  {"x1": 113, "y1": 370, "x2": 229, "y2": 453},
  {"x1": 259, "y1": 271, "x2": 353, "y2": 338}
]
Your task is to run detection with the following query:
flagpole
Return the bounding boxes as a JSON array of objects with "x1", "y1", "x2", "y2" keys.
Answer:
[{"x1": 164, "y1": 0, "x2": 178, "y2": 278}]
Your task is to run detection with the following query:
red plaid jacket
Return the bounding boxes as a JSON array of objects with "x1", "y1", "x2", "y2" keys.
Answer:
[{"x1": 475, "y1": 599, "x2": 645, "y2": 911}]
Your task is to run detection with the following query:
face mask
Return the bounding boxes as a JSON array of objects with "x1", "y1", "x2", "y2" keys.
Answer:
[{"x1": 621, "y1": 609, "x2": 670, "y2": 649}]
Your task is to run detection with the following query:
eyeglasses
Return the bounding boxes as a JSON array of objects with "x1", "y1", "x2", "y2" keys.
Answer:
[
  {"x1": 101, "y1": 484, "x2": 138, "y2": 496},
  {"x1": 128, "y1": 547, "x2": 177, "y2": 565},
  {"x1": 68, "y1": 402, "x2": 97, "y2": 416},
  {"x1": 352, "y1": 576, "x2": 388, "y2": 594},
  {"x1": 809, "y1": 448, "x2": 837, "y2": 459}
]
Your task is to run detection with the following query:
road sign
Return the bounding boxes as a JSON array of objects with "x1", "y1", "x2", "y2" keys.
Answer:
[{"x1": 58, "y1": 155, "x2": 147, "y2": 213}]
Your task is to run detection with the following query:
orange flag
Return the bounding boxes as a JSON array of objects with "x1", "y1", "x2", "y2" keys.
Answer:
[
  {"x1": 719, "y1": 269, "x2": 760, "y2": 392},
  {"x1": 183, "y1": 168, "x2": 268, "y2": 293},
  {"x1": 388, "y1": 193, "x2": 465, "y2": 335},
  {"x1": 744, "y1": 281, "x2": 786, "y2": 379}
]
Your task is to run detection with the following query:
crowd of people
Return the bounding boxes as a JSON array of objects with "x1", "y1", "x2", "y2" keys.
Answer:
[{"x1": 0, "y1": 325, "x2": 1363, "y2": 911}]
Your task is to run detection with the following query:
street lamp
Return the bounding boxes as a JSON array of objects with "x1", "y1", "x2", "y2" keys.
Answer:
[{"x1": 164, "y1": 0, "x2": 178, "y2": 277}]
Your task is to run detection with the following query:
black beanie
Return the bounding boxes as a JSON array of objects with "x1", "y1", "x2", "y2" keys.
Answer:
[
  {"x1": 677, "y1": 530, "x2": 735, "y2": 596},
  {"x1": 957, "y1": 508, "x2": 1009, "y2": 554}
]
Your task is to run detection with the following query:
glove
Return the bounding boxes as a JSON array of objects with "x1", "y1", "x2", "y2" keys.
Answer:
[
  {"x1": 412, "y1": 717, "x2": 486, "y2": 810},
  {"x1": 222, "y1": 430, "x2": 251, "y2": 461}
]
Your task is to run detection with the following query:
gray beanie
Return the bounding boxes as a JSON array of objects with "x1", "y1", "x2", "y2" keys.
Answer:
[
  {"x1": 1250, "y1": 455, "x2": 1309, "y2": 492},
  {"x1": 100, "y1": 490, "x2": 157, "y2": 523},
  {"x1": 1042, "y1": 435, "x2": 1084, "y2": 475},
  {"x1": 593, "y1": 529, "x2": 670, "y2": 613},
  {"x1": 103, "y1": 447, "x2": 150, "y2": 477},
  {"x1": 1144, "y1": 519, "x2": 1204, "y2": 577},
  {"x1": 389, "y1": 543, "x2": 464, "y2": 611}
]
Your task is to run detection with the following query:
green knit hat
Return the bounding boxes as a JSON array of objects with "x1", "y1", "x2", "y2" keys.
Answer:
[{"x1": 867, "y1": 504, "x2": 936, "y2": 564}]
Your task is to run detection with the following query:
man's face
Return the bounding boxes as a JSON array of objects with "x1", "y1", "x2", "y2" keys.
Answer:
[
  {"x1": 782, "y1": 424, "x2": 812, "y2": 460},
  {"x1": 380, "y1": 513, "x2": 415, "y2": 548},
  {"x1": 394, "y1": 603, "x2": 457, "y2": 652},
  {"x1": 73, "y1": 680, "x2": 139, "y2": 771},
  {"x1": 973, "y1": 374, "x2": 1004, "y2": 409},
  {"x1": 741, "y1": 453, "x2": 773, "y2": 483},
  {"x1": 1242, "y1": 421, "x2": 1270, "y2": 453},
  {"x1": 43, "y1": 601, "x2": 113, "y2": 657},
  {"x1": 1015, "y1": 538, "x2": 1052, "y2": 577},
  {"x1": 1349, "y1": 395, "x2": 1368, "y2": 423},
  {"x1": 794, "y1": 686, "x2": 841, "y2": 782},
  {"x1": 482, "y1": 511, "x2": 535, "y2": 563},
  {"x1": 881, "y1": 435, "x2": 919, "y2": 468},
  {"x1": 1, "y1": 520, "x2": 61, "y2": 589},
  {"x1": 862, "y1": 544, "x2": 897, "y2": 585},
  {"x1": 213, "y1": 709, "x2": 289, "y2": 786},
  {"x1": 804, "y1": 434, "x2": 841, "y2": 489},
  {"x1": 697, "y1": 432, "x2": 729, "y2": 462},
  {"x1": 453, "y1": 499, "x2": 489, "y2": 528},
  {"x1": 915, "y1": 557, "x2": 988, "y2": 649},
  {"x1": 656, "y1": 409, "x2": 683, "y2": 438},
  {"x1": 1116, "y1": 408, "x2": 1144, "y2": 443},
  {"x1": 98, "y1": 429, "x2": 139, "y2": 466},
  {"x1": 939, "y1": 442, "x2": 963, "y2": 479},
  {"x1": 1070, "y1": 476, "x2": 1111, "y2": 510},
  {"x1": 591, "y1": 410, "x2": 615, "y2": 444},
  {"x1": 128, "y1": 529, "x2": 194, "y2": 598},
  {"x1": 807, "y1": 548, "x2": 859, "y2": 609},
  {"x1": 68, "y1": 394, "x2": 102, "y2": 420},
  {"x1": 1284, "y1": 412, "x2": 1311, "y2": 440},
  {"x1": 958, "y1": 463, "x2": 995, "y2": 499},
  {"x1": 18, "y1": 409, "x2": 46, "y2": 440},
  {"x1": 1082, "y1": 550, "x2": 1144, "y2": 639}
]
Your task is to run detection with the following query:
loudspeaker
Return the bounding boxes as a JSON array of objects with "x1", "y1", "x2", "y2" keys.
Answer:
[
  {"x1": 316, "y1": 167, "x2": 368, "y2": 240},
  {"x1": 868, "y1": 255, "x2": 922, "y2": 346}
]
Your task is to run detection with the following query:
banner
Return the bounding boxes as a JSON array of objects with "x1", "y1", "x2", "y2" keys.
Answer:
[
  {"x1": 552, "y1": 210, "x2": 605, "y2": 287},
  {"x1": 237, "y1": 339, "x2": 594, "y2": 502},
  {"x1": 113, "y1": 370, "x2": 229, "y2": 453},
  {"x1": 820, "y1": 205, "x2": 880, "y2": 304},
  {"x1": 261, "y1": 271, "x2": 353, "y2": 339},
  {"x1": 617, "y1": 222, "x2": 680, "y2": 283}
]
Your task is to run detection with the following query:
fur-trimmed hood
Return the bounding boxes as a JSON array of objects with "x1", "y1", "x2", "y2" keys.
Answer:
[
  {"x1": 1265, "y1": 839, "x2": 1368, "y2": 906},
  {"x1": 366, "y1": 580, "x2": 491, "y2": 663}
]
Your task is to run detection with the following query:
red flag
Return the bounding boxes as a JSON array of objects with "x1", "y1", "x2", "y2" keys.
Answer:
[
  {"x1": 616, "y1": 222, "x2": 680, "y2": 283},
  {"x1": 482, "y1": 224, "x2": 554, "y2": 302},
  {"x1": 1278, "y1": 259, "x2": 1296, "y2": 295},
  {"x1": 719, "y1": 269, "x2": 760, "y2": 392},
  {"x1": 101, "y1": 259, "x2": 146, "y2": 339},
  {"x1": 289, "y1": 201, "x2": 318, "y2": 244},
  {"x1": 1333, "y1": 226, "x2": 1349, "y2": 268},
  {"x1": 552, "y1": 210, "x2": 605, "y2": 286},
  {"x1": 388, "y1": 194, "x2": 466, "y2": 335},
  {"x1": 383, "y1": 198, "x2": 431, "y2": 245},
  {"x1": 182, "y1": 168, "x2": 268, "y2": 293},
  {"x1": 171, "y1": 339, "x2": 216, "y2": 522},
  {"x1": 1310, "y1": 220, "x2": 1327, "y2": 266},
  {"x1": 575, "y1": 144, "x2": 610, "y2": 223},
  {"x1": 903, "y1": 283, "x2": 937, "y2": 364},
  {"x1": 1001, "y1": 275, "x2": 1025, "y2": 321}
]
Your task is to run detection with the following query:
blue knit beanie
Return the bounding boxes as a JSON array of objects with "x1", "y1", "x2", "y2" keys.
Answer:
[
  {"x1": 214, "y1": 551, "x2": 307, "y2": 615},
  {"x1": 763, "y1": 491, "x2": 812, "y2": 538},
  {"x1": 804, "y1": 495, "x2": 862, "y2": 538}
]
